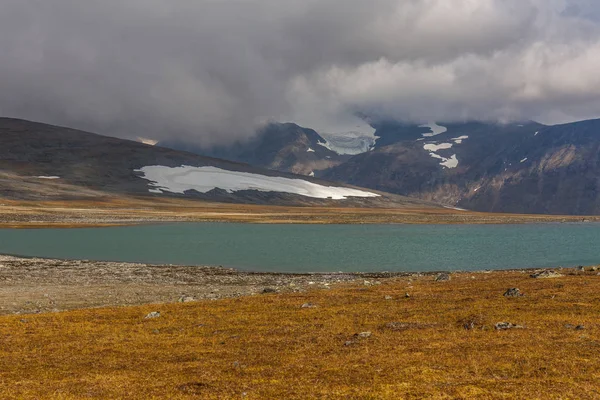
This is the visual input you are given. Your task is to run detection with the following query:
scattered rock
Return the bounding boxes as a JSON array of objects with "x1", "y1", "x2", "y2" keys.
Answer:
[
  {"x1": 261, "y1": 288, "x2": 277, "y2": 294},
  {"x1": 576, "y1": 266, "x2": 585, "y2": 272},
  {"x1": 383, "y1": 322, "x2": 433, "y2": 331},
  {"x1": 384, "y1": 295, "x2": 393, "y2": 300},
  {"x1": 530, "y1": 270, "x2": 562, "y2": 279},
  {"x1": 494, "y1": 322, "x2": 524, "y2": 330},
  {"x1": 178, "y1": 295, "x2": 195, "y2": 303},
  {"x1": 384, "y1": 322, "x2": 413, "y2": 331},
  {"x1": 590, "y1": 266, "x2": 598, "y2": 272},
  {"x1": 565, "y1": 324, "x2": 585, "y2": 330},
  {"x1": 405, "y1": 292, "x2": 411, "y2": 298},
  {"x1": 301, "y1": 302, "x2": 317, "y2": 308},
  {"x1": 503, "y1": 288, "x2": 524, "y2": 297},
  {"x1": 435, "y1": 273, "x2": 451, "y2": 282},
  {"x1": 144, "y1": 311, "x2": 161, "y2": 319},
  {"x1": 459, "y1": 314, "x2": 486, "y2": 330},
  {"x1": 345, "y1": 331, "x2": 372, "y2": 346}
]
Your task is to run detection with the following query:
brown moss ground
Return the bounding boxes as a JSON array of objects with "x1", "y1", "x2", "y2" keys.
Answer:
[
  {"x1": 1, "y1": 197, "x2": 599, "y2": 228},
  {"x1": 1, "y1": 269, "x2": 599, "y2": 399}
]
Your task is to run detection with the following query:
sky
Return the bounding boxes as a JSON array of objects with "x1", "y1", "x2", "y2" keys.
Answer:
[{"x1": 1, "y1": 0, "x2": 600, "y2": 145}]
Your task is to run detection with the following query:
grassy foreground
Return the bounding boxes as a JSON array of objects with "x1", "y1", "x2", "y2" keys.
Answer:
[{"x1": 1, "y1": 269, "x2": 599, "y2": 399}]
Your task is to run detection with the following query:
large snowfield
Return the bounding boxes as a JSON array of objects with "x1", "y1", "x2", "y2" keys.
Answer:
[{"x1": 135, "y1": 165, "x2": 380, "y2": 200}]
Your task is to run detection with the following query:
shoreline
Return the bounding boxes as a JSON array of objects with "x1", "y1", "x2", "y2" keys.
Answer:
[{"x1": 0, "y1": 254, "x2": 593, "y2": 316}]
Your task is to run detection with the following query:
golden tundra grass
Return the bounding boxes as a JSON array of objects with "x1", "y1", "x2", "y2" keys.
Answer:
[
  {"x1": 1, "y1": 270, "x2": 599, "y2": 399},
  {"x1": 1, "y1": 197, "x2": 599, "y2": 227}
]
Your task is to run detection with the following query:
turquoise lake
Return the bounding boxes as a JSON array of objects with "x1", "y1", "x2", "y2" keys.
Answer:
[{"x1": 0, "y1": 223, "x2": 599, "y2": 272}]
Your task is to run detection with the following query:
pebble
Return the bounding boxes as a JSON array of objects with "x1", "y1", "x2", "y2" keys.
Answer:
[
  {"x1": 384, "y1": 295, "x2": 393, "y2": 300},
  {"x1": 301, "y1": 302, "x2": 317, "y2": 308},
  {"x1": 494, "y1": 322, "x2": 524, "y2": 330},
  {"x1": 261, "y1": 288, "x2": 277, "y2": 294},
  {"x1": 503, "y1": 288, "x2": 524, "y2": 297},
  {"x1": 178, "y1": 295, "x2": 195, "y2": 303},
  {"x1": 530, "y1": 270, "x2": 562, "y2": 279},
  {"x1": 144, "y1": 311, "x2": 161, "y2": 319},
  {"x1": 435, "y1": 273, "x2": 451, "y2": 282},
  {"x1": 565, "y1": 324, "x2": 585, "y2": 330}
]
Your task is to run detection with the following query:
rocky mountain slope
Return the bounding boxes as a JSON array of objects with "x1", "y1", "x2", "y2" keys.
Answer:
[
  {"x1": 161, "y1": 122, "x2": 349, "y2": 176},
  {"x1": 161, "y1": 118, "x2": 600, "y2": 215},
  {"x1": 0, "y1": 118, "x2": 435, "y2": 209},
  {"x1": 323, "y1": 119, "x2": 600, "y2": 215}
]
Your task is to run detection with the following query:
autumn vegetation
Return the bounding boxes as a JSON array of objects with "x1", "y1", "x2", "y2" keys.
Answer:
[
  {"x1": 1, "y1": 197, "x2": 599, "y2": 228},
  {"x1": 1, "y1": 268, "x2": 599, "y2": 399}
]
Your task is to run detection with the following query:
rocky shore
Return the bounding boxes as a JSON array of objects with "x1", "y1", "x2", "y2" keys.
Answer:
[
  {"x1": 2, "y1": 254, "x2": 596, "y2": 317},
  {"x1": 0, "y1": 255, "x2": 414, "y2": 315}
]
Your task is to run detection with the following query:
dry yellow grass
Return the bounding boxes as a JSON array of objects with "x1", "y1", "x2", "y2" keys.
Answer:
[
  {"x1": 1, "y1": 197, "x2": 599, "y2": 228},
  {"x1": 1, "y1": 269, "x2": 599, "y2": 399}
]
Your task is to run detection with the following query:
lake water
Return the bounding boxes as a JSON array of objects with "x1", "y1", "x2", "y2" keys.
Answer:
[{"x1": 0, "y1": 223, "x2": 599, "y2": 273}]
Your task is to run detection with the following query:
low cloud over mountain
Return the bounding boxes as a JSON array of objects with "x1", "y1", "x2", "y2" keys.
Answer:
[{"x1": 1, "y1": 1, "x2": 600, "y2": 145}]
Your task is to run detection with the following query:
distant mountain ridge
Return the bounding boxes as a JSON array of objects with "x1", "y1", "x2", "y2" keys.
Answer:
[
  {"x1": 0, "y1": 117, "x2": 434, "y2": 209},
  {"x1": 160, "y1": 118, "x2": 600, "y2": 215},
  {"x1": 328, "y1": 118, "x2": 600, "y2": 214},
  {"x1": 160, "y1": 122, "x2": 349, "y2": 177}
]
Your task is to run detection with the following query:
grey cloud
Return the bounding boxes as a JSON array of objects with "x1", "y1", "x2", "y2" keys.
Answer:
[{"x1": 0, "y1": 0, "x2": 599, "y2": 145}]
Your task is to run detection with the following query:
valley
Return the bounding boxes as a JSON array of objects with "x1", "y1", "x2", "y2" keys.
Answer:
[{"x1": 2, "y1": 197, "x2": 599, "y2": 229}]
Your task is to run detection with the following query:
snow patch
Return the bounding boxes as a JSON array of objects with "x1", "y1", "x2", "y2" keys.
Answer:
[
  {"x1": 420, "y1": 122, "x2": 448, "y2": 137},
  {"x1": 138, "y1": 137, "x2": 158, "y2": 146},
  {"x1": 423, "y1": 142, "x2": 458, "y2": 169},
  {"x1": 306, "y1": 147, "x2": 315, "y2": 153},
  {"x1": 444, "y1": 205, "x2": 468, "y2": 211},
  {"x1": 35, "y1": 176, "x2": 60, "y2": 179},
  {"x1": 308, "y1": 171, "x2": 315, "y2": 177},
  {"x1": 440, "y1": 155, "x2": 458, "y2": 169},
  {"x1": 520, "y1": 158, "x2": 528, "y2": 163},
  {"x1": 135, "y1": 165, "x2": 380, "y2": 200},
  {"x1": 452, "y1": 135, "x2": 469, "y2": 144},
  {"x1": 534, "y1": 131, "x2": 539, "y2": 136},
  {"x1": 317, "y1": 140, "x2": 334, "y2": 152},
  {"x1": 423, "y1": 143, "x2": 453, "y2": 152}
]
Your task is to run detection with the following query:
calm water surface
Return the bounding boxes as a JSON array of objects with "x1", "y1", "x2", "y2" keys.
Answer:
[{"x1": 0, "y1": 223, "x2": 599, "y2": 272}]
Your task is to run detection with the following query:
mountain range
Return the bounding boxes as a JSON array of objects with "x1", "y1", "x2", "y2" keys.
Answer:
[
  {"x1": 164, "y1": 118, "x2": 600, "y2": 215},
  {"x1": 0, "y1": 117, "x2": 432, "y2": 209}
]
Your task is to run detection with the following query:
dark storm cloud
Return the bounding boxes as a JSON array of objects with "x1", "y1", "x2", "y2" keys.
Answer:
[{"x1": 1, "y1": 0, "x2": 600, "y2": 144}]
